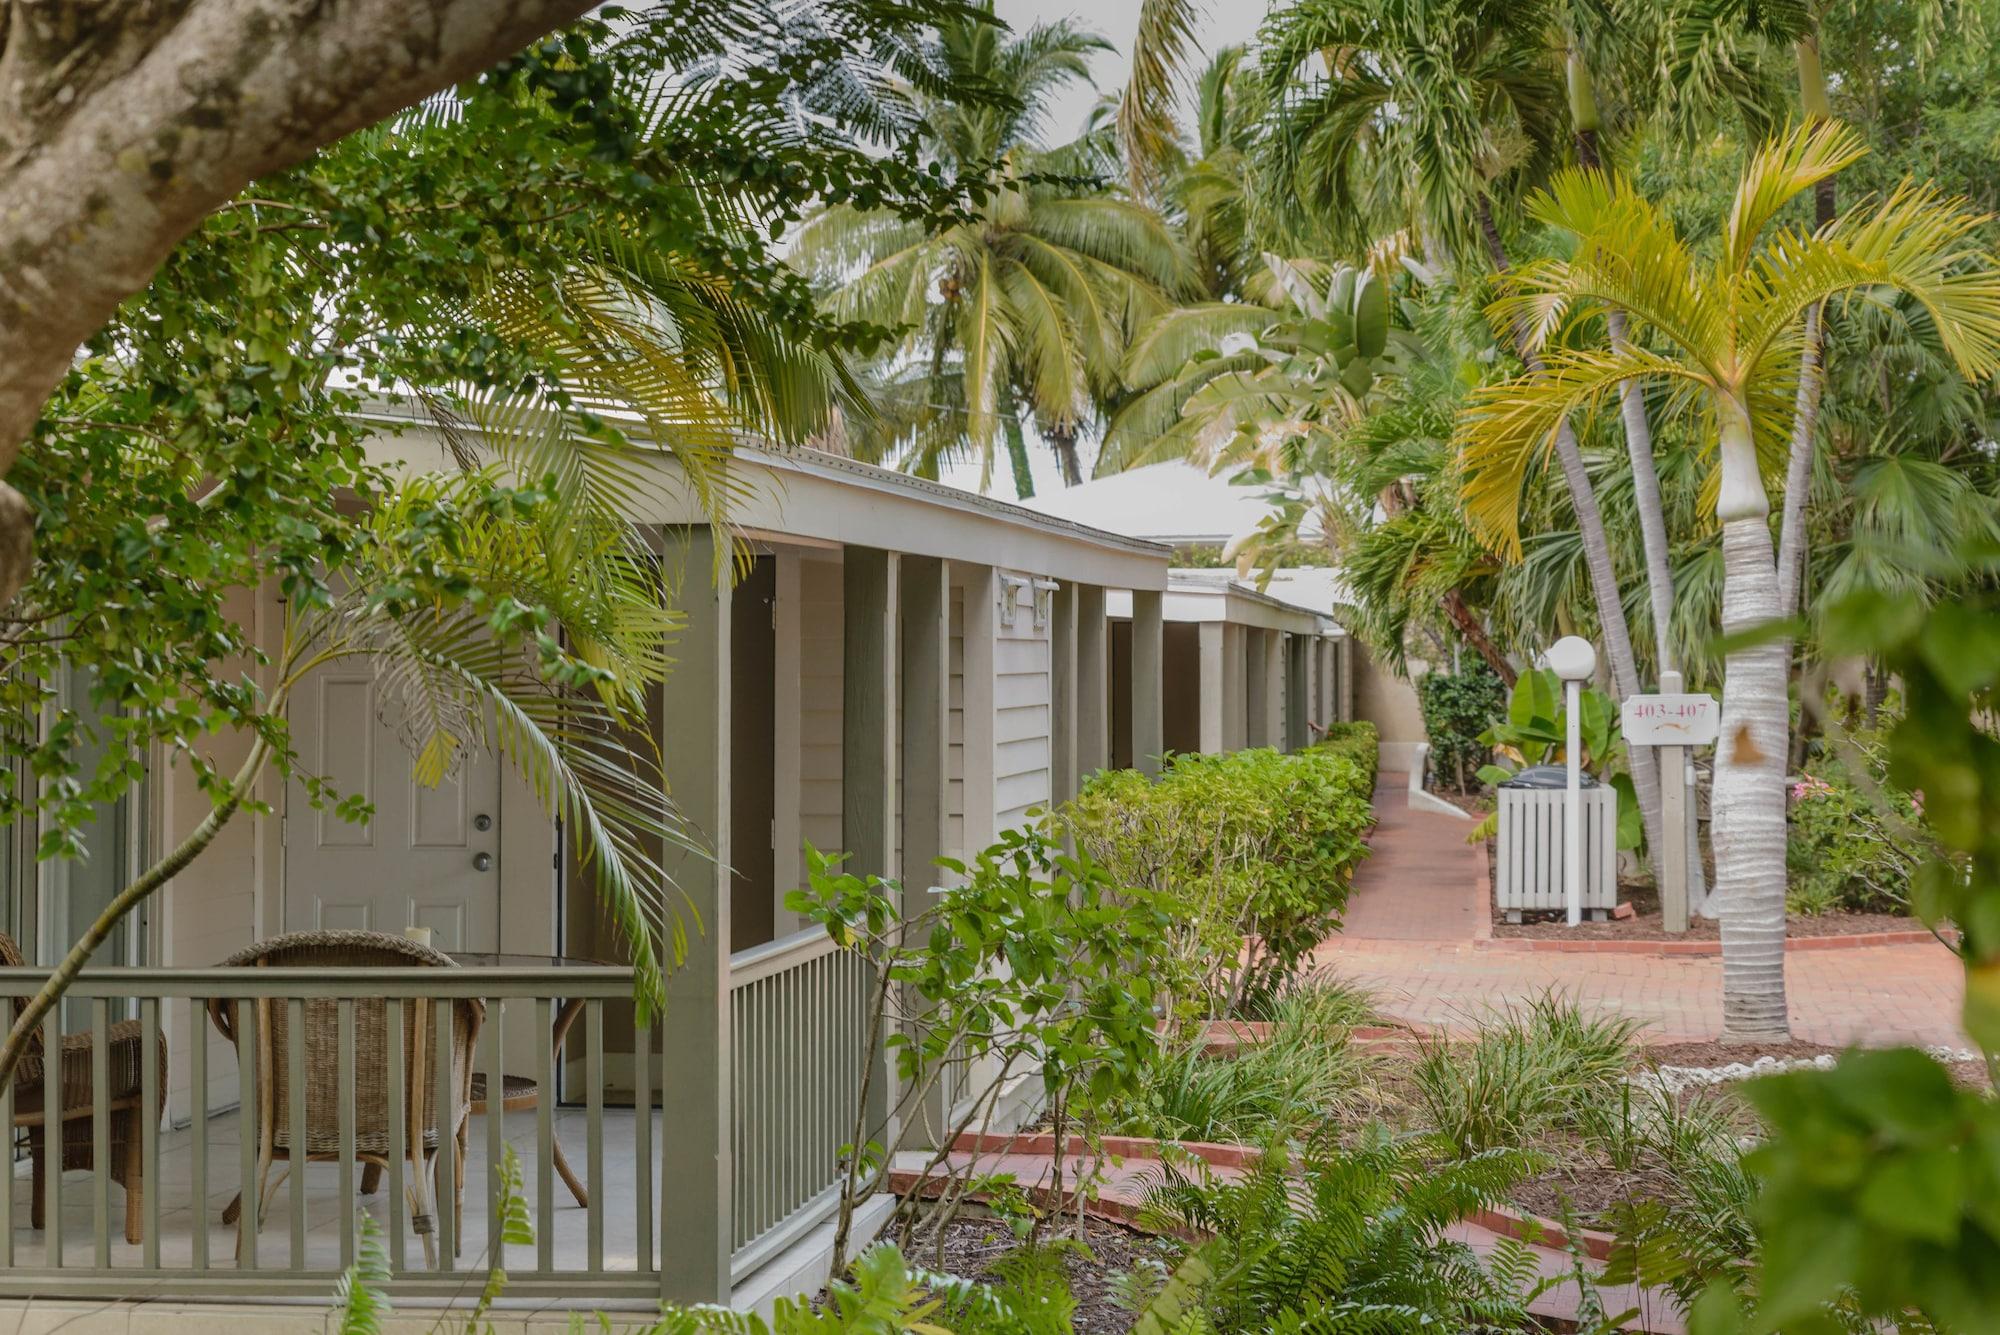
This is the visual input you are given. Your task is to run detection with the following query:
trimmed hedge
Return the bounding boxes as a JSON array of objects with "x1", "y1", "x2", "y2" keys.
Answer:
[
  {"x1": 1314, "y1": 720, "x2": 1380, "y2": 792},
  {"x1": 1065, "y1": 739, "x2": 1375, "y2": 1018}
]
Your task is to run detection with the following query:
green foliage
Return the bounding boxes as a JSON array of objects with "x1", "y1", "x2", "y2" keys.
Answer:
[
  {"x1": 792, "y1": 820, "x2": 1175, "y2": 1149},
  {"x1": 1113, "y1": 976, "x2": 1383, "y2": 1143},
  {"x1": 1785, "y1": 705, "x2": 1933, "y2": 916},
  {"x1": 332, "y1": 1216, "x2": 394, "y2": 1335},
  {"x1": 1140, "y1": 1127, "x2": 1544, "y2": 1332},
  {"x1": 1410, "y1": 992, "x2": 1641, "y2": 1157},
  {"x1": 1313, "y1": 720, "x2": 1380, "y2": 791},
  {"x1": 1065, "y1": 745, "x2": 1373, "y2": 1017},
  {"x1": 5, "y1": 0, "x2": 1007, "y2": 1013},
  {"x1": 1417, "y1": 665, "x2": 1506, "y2": 794}
]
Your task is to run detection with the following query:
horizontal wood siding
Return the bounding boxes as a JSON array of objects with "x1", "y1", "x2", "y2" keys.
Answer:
[{"x1": 992, "y1": 573, "x2": 1050, "y2": 834}]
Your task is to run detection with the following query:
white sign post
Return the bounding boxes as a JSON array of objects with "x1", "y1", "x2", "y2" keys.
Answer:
[
  {"x1": 1546, "y1": 637, "x2": 1598, "y2": 929},
  {"x1": 1621, "y1": 674, "x2": 1718, "y2": 933}
]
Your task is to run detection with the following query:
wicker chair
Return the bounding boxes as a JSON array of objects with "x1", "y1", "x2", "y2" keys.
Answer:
[
  {"x1": 206, "y1": 930, "x2": 483, "y2": 1263},
  {"x1": 0, "y1": 930, "x2": 165, "y2": 1245}
]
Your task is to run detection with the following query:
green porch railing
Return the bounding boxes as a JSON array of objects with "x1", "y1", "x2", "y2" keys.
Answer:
[
  {"x1": 0, "y1": 964, "x2": 667, "y2": 1302},
  {"x1": 726, "y1": 928, "x2": 868, "y2": 1285}
]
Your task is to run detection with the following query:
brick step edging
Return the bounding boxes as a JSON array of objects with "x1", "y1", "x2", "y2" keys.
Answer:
[{"x1": 1476, "y1": 928, "x2": 1949, "y2": 956}]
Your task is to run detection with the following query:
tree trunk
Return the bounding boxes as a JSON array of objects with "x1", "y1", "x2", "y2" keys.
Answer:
[
  {"x1": 1049, "y1": 426, "x2": 1084, "y2": 487},
  {"x1": 1713, "y1": 396, "x2": 1791, "y2": 1041},
  {"x1": 1776, "y1": 303, "x2": 1824, "y2": 620},
  {"x1": 0, "y1": 0, "x2": 600, "y2": 611},
  {"x1": 1607, "y1": 309, "x2": 1679, "y2": 676},
  {"x1": 1004, "y1": 412, "x2": 1035, "y2": 500},
  {"x1": 1441, "y1": 590, "x2": 1517, "y2": 686},
  {"x1": 1475, "y1": 194, "x2": 1667, "y2": 862}
]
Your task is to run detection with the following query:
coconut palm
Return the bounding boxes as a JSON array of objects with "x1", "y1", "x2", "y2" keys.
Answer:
[
  {"x1": 789, "y1": 9, "x2": 1191, "y2": 493},
  {"x1": 1456, "y1": 121, "x2": 2000, "y2": 1039}
]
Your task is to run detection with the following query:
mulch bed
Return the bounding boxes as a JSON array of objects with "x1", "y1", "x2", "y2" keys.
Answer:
[
  {"x1": 910, "y1": 1212, "x2": 1179, "y2": 1335},
  {"x1": 1488, "y1": 875, "x2": 1930, "y2": 942}
]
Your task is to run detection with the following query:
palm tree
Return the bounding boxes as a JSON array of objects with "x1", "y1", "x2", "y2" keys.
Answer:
[
  {"x1": 789, "y1": 8, "x2": 1192, "y2": 494},
  {"x1": 1457, "y1": 122, "x2": 2000, "y2": 1039},
  {"x1": 1254, "y1": 0, "x2": 1676, "y2": 858}
]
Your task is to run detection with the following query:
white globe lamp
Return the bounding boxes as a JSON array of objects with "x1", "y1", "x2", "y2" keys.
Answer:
[{"x1": 1544, "y1": 636, "x2": 1597, "y2": 926}]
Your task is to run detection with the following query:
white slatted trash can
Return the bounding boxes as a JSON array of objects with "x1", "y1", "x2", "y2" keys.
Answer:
[{"x1": 1495, "y1": 767, "x2": 1619, "y2": 922}]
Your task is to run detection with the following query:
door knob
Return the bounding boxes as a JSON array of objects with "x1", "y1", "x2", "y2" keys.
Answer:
[
  {"x1": 473, "y1": 852, "x2": 494, "y2": 872},
  {"x1": 473, "y1": 813, "x2": 493, "y2": 832}
]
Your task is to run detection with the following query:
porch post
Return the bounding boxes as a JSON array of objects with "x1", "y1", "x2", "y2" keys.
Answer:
[
  {"x1": 1075, "y1": 585, "x2": 1109, "y2": 778},
  {"x1": 901, "y1": 555, "x2": 951, "y2": 901},
  {"x1": 1264, "y1": 630, "x2": 1284, "y2": 745},
  {"x1": 1198, "y1": 622, "x2": 1226, "y2": 754},
  {"x1": 1340, "y1": 637, "x2": 1355, "y2": 722},
  {"x1": 899, "y1": 555, "x2": 950, "y2": 1144},
  {"x1": 844, "y1": 546, "x2": 899, "y2": 1143},
  {"x1": 845, "y1": 547, "x2": 900, "y2": 883},
  {"x1": 1049, "y1": 581, "x2": 1079, "y2": 807},
  {"x1": 1130, "y1": 588, "x2": 1165, "y2": 776},
  {"x1": 658, "y1": 525, "x2": 732, "y2": 1304},
  {"x1": 1222, "y1": 625, "x2": 1245, "y2": 750},
  {"x1": 1319, "y1": 638, "x2": 1334, "y2": 732},
  {"x1": 1286, "y1": 634, "x2": 1309, "y2": 751},
  {"x1": 1245, "y1": 628, "x2": 1270, "y2": 747}
]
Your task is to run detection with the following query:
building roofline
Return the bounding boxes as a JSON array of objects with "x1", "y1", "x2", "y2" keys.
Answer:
[{"x1": 350, "y1": 399, "x2": 1172, "y2": 564}]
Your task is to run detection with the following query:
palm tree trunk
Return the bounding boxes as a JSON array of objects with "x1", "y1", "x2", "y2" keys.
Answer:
[
  {"x1": 1714, "y1": 396, "x2": 1791, "y2": 1040},
  {"x1": 1571, "y1": 54, "x2": 1679, "y2": 680},
  {"x1": 1004, "y1": 412, "x2": 1035, "y2": 500},
  {"x1": 1475, "y1": 194, "x2": 1667, "y2": 863},
  {"x1": 1049, "y1": 425, "x2": 1084, "y2": 487},
  {"x1": 1441, "y1": 590, "x2": 1516, "y2": 686},
  {"x1": 1777, "y1": 28, "x2": 1838, "y2": 618},
  {"x1": 1775, "y1": 303, "x2": 1824, "y2": 619}
]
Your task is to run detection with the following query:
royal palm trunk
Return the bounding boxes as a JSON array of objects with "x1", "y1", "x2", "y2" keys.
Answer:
[{"x1": 1713, "y1": 395, "x2": 1792, "y2": 1039}]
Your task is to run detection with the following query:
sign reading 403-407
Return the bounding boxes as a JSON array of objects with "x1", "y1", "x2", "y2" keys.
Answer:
[{"x1": 1621, "y1": 693, "x2": 1720, "y2": 746}]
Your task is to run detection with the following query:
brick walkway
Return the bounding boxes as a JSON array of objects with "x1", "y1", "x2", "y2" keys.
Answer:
[{"x1": 1316, "y1": 782, "x2": 1966, "y2": 1048}]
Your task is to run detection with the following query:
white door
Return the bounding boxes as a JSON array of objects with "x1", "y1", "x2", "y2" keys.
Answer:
[{"x1": 284, "y1": 665, "x2": 502, "y2": 952}]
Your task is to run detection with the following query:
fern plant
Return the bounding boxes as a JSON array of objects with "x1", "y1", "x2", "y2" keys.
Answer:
[{"x1": 1140, "y1": 1126, "x2": 1544, "y2": 1332}]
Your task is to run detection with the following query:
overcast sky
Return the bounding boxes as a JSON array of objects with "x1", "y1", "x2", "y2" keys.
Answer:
[{"x1": 933, "y1": 2, "x2": 1270, "y2": 502}]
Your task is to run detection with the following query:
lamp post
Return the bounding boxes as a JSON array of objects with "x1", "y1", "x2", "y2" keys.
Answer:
[{"x1": 1545, "y1": 636, "x2": 1598, "y2": 927}]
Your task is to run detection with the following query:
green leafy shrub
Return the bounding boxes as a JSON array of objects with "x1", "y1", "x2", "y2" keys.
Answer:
[
  {"x1": 1785, "y1": 709, "x2": 1931, "y2": 916},
  {"x1": 1065, "y1": 745, "x2": 1373, "y2": 1017},
  {"x1": 1410, "y1": 992, "x2": 1641, "y2": 1157},
  {"x1": 1313, "y1": 719, "x2": 1380, "y2": 791},
  {"x1": 1418, "y1": 665, "x2": 1506, "y2": 793},
  {"x1": 1139, "y1": 1127, "x2": 1544, "y2": 1332},
  {"x1": 1113, "y1": 976, "x2": 1383, "y2": 1143}
]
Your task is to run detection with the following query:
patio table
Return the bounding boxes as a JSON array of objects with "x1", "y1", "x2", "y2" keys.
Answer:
[{"x1": 450, "y1": 951, "x2": 611, "y2": 1208}]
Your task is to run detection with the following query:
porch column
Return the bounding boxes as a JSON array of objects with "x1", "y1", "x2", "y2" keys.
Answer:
[
  {"x1": 659, "y1": 525, "x2": 732, "y2": 1303},
  {"x1": 1264, "y1": 630, "x2": 1284, "y2": 744},
  {"x1": 899, "y1": 555, "x2": 950, "y2": 1144},
  {"x1": 844, "y1": 546, "x2": 899, "y2": 1144},
  {"x1": 1222, "y1": 625, "x2": 1245, "y2": 749},
  {"x1": 1245, "y1": 628, "x2": 1270, "y2": 747},
  {"x1": 1050, "y1": 581, "x2": 1079, "y2": 806},
  {"x1": 1198, "y1": 622, "x2": 1226, "y2": 754},
  {"x1": 1318, "y1": 638, "x2": 1334, "y2": 732},
  {"x1": 1075, "y1": 585, "x2": 1109, "y2": 778},
  {"x1": 844, "y1": 547, "x2": 900, "y2": 883},
  {"x1": 901, "y1": 555, "x2": 951, "y2": 904},
  {"x1": 1340, "y1": 637, "x2": 1355, "y2": 722},
  {"x1": 1130, "y1": 588, "x2": 1165, "y2": 776},
  {"x1": 1286, "y1": 633, "x2": 1309, "y2": 750}
]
